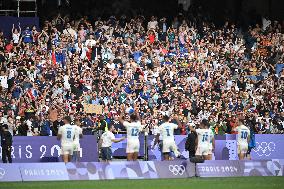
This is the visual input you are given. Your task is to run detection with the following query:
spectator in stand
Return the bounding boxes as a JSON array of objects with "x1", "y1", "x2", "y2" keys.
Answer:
[{"x1": 0, "y1": 9, "x2": 283, "y2": 137}]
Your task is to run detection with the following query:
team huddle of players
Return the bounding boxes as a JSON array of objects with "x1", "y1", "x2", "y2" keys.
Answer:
[{"x1": 57, "y1": 110, "x2": 251, "y2": 163}]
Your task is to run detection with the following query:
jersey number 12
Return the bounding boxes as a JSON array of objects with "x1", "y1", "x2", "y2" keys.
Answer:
[{"x1": 131, "y1": 128, "x2": 139, "y2": 136}]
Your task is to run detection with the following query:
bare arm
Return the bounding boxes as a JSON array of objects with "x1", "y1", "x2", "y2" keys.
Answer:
[
  {"x1": 57, "y1": 134, "x2": 62, "y2": 140},
  {"x1": 12, "y1": 24, "x2": 14, "y2": 33},
  {"x1": 173, "y1": 115, "x2": 182, "y2": 128},
  {"x1": 118, "y1": 109, "x2": 125, "y2": 124},
  {"x1": 111, "y1": 136, "x2": 125, "y2": 143},
  {"x1": 18, "y1": 23, "x2": 21, "y2": 34}
]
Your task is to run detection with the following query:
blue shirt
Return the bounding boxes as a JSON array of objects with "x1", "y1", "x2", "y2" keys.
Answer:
[{"x1": 23, "y1": 30, "x2": 32, "y2": 43}]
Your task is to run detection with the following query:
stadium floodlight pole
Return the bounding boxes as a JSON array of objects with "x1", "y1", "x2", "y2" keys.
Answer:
[{"x1": 17, "y1": 0, "x2": 20, "y2": 17}]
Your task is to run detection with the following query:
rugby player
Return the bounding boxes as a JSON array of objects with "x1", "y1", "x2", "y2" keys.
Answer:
[
  {"x1": 153, "y1": 114, "x2": 182, "y2": 161},
  {"x1": 189, "y1": 119, "x2": 211, "y2": 160},
  {"x1": 119, "y1": 107, "x2": 143, "y2": 161},
  {"x1": 236, "y1": 119, "x2": 250, "y2": 160},
  {"x1": 57, "y1": 116, "x2": 76, "y2": 163}
]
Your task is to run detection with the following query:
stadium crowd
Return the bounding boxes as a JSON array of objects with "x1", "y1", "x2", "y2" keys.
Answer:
[{"x1": 0, "y1": 12, "x2": 284, "y2": 137}]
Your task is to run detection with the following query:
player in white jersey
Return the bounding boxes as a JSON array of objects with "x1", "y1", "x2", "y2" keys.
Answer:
[
  {"x1": 236, "y1": 119, "x2": 250, "y2": 160},
  {"x1": 57, "y1": 116, "x2": 76, "y2": 163},
  {"x1": 153, "y1": 115, "x2": 182, "y2": 160},
  {"x1": 73, "y1": 119, "x2": 83, "y2": 162},
  {"x1": 119, "y1": 107, "x2": 143, "y2": 161},
  {"x1": 207, "y1": 126, "x2": 215, "y2": 160},
  {"x1": 189, "y1": 119, "x2": 211, "y2": 160}
]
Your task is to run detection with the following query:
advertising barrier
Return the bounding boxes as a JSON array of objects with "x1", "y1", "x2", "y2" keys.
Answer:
[
  {"x1": 196, "y1": 159, "x2": 284, "y2": 177},
  {"x1": 0, "y1": 160, "x2": 195, "y2": 182},
  {"x1": 0, "y1": 164, "x2": 22, "y2": 182},
  {"x1": 66, "y1": 160, "x2": 195, "y2": 180},
  {"x1": 1, "y1": 134, "x2": 284, "y2": 163},
  {"x1": 20, "y1": 163, "x2": 69, "y2": 181},
  {"x1": 0, "y1": 160, "x2": 283, "y2": 182},
  {"x1": 0, "y1": 135, "x2": 98, "y2": 163},
  {"x1": 251, "y1": 135, "x2": 284, "y2": 160},
  {"x1": 148, "y1": 134, "x2": 284, "y2": 161}
]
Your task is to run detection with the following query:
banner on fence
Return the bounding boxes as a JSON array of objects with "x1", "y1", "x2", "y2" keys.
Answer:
[
  {"x1": 0, "y1": 135, "x2": 98, "y2": 163},
  {"x1": 20, "y1": 163, "x2": 69, "y2": 181},
  {"x1": 0, "y1": 164, "x2": 22, "y2": 182},
  {"x1": 65, "y1": 160, "x2": 195, "y2": 180},
  {"x1": 1, "y1": 160, "x2": 284, "y2": 182},
  {"x1": 251, "y1": 135, "x2": 284, "y2": 160},
  {"x1": 196, "y1": 159, "x2": 284, "y2": 177}
]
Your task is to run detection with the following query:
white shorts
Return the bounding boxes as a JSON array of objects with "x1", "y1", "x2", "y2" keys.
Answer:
[
  {"x1": 208, "y1": 144, "x2": 213, "y2": 155},
  {"x1": 162, "y1": 140, "x2": 177, "y2": 153},
  {"x1": 196, "y1": 145, "x2": 209, "y2": 156},
  {"x1": 238, "y1": 142, "x2": 248, "y2": 154},
  {"x1": 126, "y1": 139, "x2": 140, "y2": 153},
  {"x1": 61, "y1": 144, "x2": 74, "y2": 155},
  {"x1": 162, "y1": 140, "x2": 180, "y2": 157},
  {"x1": 73, "y1": 142, "x2": 80, "y2": 151}
]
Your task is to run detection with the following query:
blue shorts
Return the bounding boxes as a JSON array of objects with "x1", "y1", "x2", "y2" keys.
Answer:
[{"x1": 101, "y1": 147, "x2": 112, "y2": 160}]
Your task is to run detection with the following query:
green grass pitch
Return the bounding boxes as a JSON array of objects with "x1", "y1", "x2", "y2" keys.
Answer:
[{"x1": 1, "y1": 177, "x2": 284, "y2": 189}]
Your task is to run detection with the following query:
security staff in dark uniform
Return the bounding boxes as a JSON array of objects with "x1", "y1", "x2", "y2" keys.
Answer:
[
  {"x1": 1, "y1": 124, "x2": 13, "y2": 163},
  {"x1": 185, "y1": 130, "x2": 197, "y2": 159}
]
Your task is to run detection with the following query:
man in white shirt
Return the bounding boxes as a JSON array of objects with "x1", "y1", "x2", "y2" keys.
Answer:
[
  {"x1": 147, "y1": 16, "x2": 158, "y2": 30},
  {"x1": 63, "y1": 23, "x2": 77, "y2": 39},
  {"x1": 100, "y1": 125, "x2": 125, "y2": 162},
  {"x1": 57, "y1": 116, "x2": 76, "y2": 163},
  {"x1": 189, "y1": 119, "x2": 211, "y2": 160},
  {"x1": 73, "y1": 119, "x2": 83, "y2": 162},
  {"x1": 119, "y1": 107, "x2": 143, "y2": 161},
  {"x1": 153, "y1": 115, "x2": 182, "y2": 160},
  {"x1": 85, "y1": 34, "x2": 96, "y2": 47},
  {"x1": 236, "y1": 119, "x2": 250, "y2": 160}
]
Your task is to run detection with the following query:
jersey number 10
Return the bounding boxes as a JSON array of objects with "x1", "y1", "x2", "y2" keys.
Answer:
[{"x1": 241, "y1": 131, "x2": 248, "y2": 139}]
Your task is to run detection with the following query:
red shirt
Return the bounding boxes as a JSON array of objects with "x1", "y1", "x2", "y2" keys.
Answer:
[
  {"x1": 148, "y1": 34, "x2": 155, "y2": 43},
  {"x1": 5, "y1": 44, "x2": 13, "y2": 52}
]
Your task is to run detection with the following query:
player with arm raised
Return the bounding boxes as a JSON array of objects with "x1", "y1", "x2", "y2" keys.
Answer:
[
  {"x1": 236, "y1": 119, "x2": 250, "y2": 160},
  {"x1": 57, "y1": 116, "x2": 76, "y2": 163},
  {"x1": 119, "y1": 106, "x2": 142, "y2": 161},
  {"x1": 189, "y1": 119, "x2": 211, "y2": 160},
  {"x1": 153, "y1": 114, "x2": 182, "y2": 161}
]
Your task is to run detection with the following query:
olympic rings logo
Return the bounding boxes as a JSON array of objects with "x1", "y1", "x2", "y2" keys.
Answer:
[
  {"x1": 253, "y1": 142, "x2": 276, "y2": 157},
  {"x1": 0, "y1": 168, "x2": 6, "y2": 179},
  {"x1": 169, "y1": 165, "x2": 186, "y2": 175}
]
